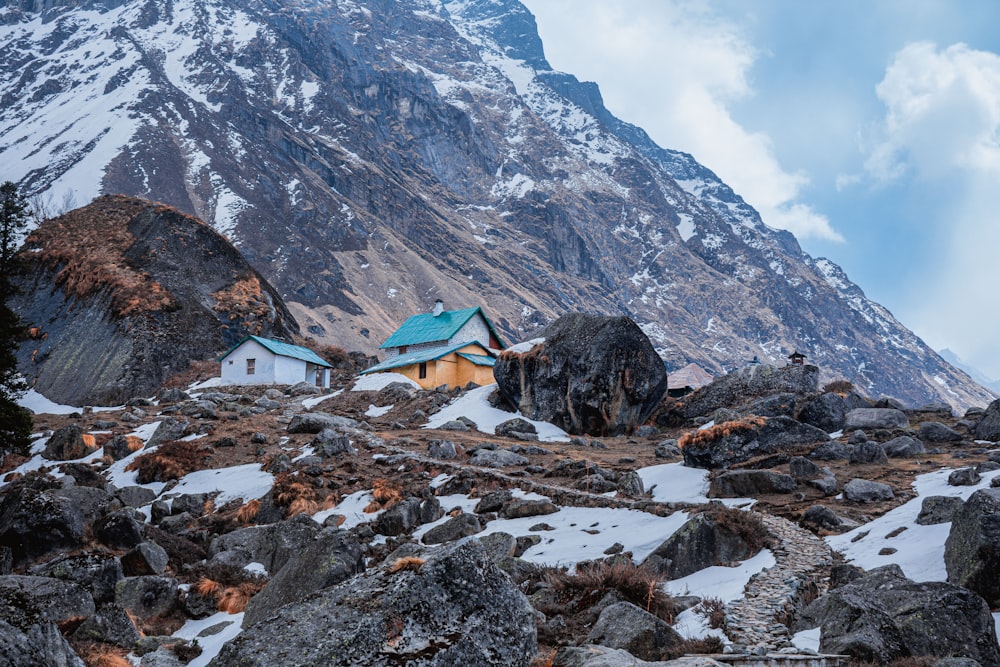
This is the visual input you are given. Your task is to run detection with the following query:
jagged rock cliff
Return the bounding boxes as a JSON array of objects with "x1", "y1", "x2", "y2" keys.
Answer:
[
  {"x1": 12, "y1": 195, "x2": 299, "y2": 405},
  {"x1": 0, "y1": 0, "x2": 993, "y2": 409}
]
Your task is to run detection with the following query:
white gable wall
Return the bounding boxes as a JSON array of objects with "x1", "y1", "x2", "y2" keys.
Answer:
[
  {"x1": 221, "y1": 339, "x2": 277, "y2": 385},
  {"x1": 448, "y1": 314, "x2": 491, "y2": 349},
  {"x1": 274, "y1": 355, "x2": 308, "y2": 385}
]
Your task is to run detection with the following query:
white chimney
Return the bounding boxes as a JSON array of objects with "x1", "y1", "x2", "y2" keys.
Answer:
[{"x1": 432, "y1": 299, "x2": 444, "y2": 317}]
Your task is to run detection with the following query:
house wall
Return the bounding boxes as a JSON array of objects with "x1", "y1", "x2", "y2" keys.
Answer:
[
  {"x1": 389, "y1": 344, "x2": 493, "y2": 390},
  {"x1": 274, "y1": 356, "x2": 308, "y2": 385},
  {"x1": 449, "y1": 315, "x2": 492, "y2": 350},
  {"x1": 221, "y1": 340, "x2": 277, "y2": 385}
]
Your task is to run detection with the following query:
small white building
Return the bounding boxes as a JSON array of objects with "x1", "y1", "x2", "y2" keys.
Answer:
[{"x1": 218, "y1": 335, "x2": 332, "y2": 388}]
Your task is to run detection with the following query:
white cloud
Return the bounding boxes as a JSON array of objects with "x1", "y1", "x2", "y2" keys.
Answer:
[
  {"x1": 863, "y1": 41, "x2": 1000, "y2": 378},
  {"x1": 522, "y1": 0, "x2": 843, "y2": 242},
  {"x1": 866, "y1": 41, "x2": 1000, "y2": 182}
]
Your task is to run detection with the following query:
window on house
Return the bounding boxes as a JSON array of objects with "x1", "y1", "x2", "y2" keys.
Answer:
[
  {"x1": 246, "y1": 358, "x2": 256, "y2": 375},
  {"x1": 418, "y1": 362, "x2": 427, "y2": 379},
  {"x1": 399, "y1": 345, "x2": 407, "y2": 354}
]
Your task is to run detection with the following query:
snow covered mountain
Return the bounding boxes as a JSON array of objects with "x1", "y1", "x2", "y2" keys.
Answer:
[{"x1": 0, "y1": 0, "x2": 993, "y2": 409}]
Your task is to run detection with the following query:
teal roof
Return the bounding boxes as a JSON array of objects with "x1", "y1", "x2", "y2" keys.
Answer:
[
  {"x1": 361, "y1": 342, "x2": 495, "y2": 375},
  {"x1": 219, "y1": 335, "x2": 332, "y2": 367},
  {"x1": 380, "y1": 306, "x2": 505, "y2": 350},
  {"x1": 458, "y1": 353, "x2": 496, "y2": 367}
]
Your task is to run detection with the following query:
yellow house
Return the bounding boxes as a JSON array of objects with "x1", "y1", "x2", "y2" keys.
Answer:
[{"x1": 360, "y1": 301, "x2": 506, "y2": 389}]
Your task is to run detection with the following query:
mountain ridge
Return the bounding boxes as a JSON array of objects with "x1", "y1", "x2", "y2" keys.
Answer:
[{"x1": 0, "y1": 0, "x2": 994, "y2": 409}]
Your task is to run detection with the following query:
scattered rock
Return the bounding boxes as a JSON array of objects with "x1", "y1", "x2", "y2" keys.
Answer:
[
  {"x1": 0, "y1": 487, "x2": 84, "y2": 565},
  {"x1": 709, "y1": 470, "x2": 796, "y2": 497},
  {"x1": 849, "y1": 442, "x2": 888, "y2": 465},
  {"x1": 920, "y1": 422, "x2": 963, "y2": 443},
  {"x1": 287, "y1": 412, "x2": 359, "y2": 434},
  {"x1": 809, "y1": 441, "x2": 849, "y2": 461},
  {"x1": 121, "y1": 541, "x2": 169, "y2": 576},
  {"x1": 42, "y1": 425, "x2": 97, "y2": 461},
  {"x1": 0, "y1": 575, "x2": 95, "y2": 623},
  {"x1": 208, "y1": 514, "x2": 320, "y2": 573},
  {"x1": 843, "y1": 479, "x2": 893, "y2": 503},
  {"x1": 470, "y1": 449, "x2": 529, "y2": 468},
  {"x1": 973, "y1": 399, "x2": 1000, "y2": 441},
  {"x1": 115, "y1": 575, "x2": 179, "y2": 620},
  {"x1": 428, "y1": 439, "x2": 458, "y2": 459},
  {"x1": 496, "y1": 418, "x2": 538, "y2": 438},
  {"x1": 681, "y1": 364, "x2": 819, "y2": 419},
  {"x1": 844, "y1": 408, "x2": 909, "y2": 431},
  {"x1": 499, "y1": 499, "x2": 559, "y2": 520},
  {"x1": 682, "y1": 416, "x2": 829, "y2": 469},
  {"x1": 585, "y1": 600, "x2": 683, "y2": 661},
  {"x1": 642, "y1": 511, "x2": 757, "y2": 579},
  {"x1": 948, "y1": 468, "x2": 982, "y2": 487},
  {"x1": 916, "y1": 496, "x2": 964, "y2": 526},
  {"x1": 881, "y1": 435, "x2": 925, "y2": 458},
  {"x1": 422, "y1": 513, "x2": 483, "y2": 545}
]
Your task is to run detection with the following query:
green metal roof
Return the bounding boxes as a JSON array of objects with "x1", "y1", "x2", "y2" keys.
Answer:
[
  {"x1": 379, "y1": 306, "x2": 505, "y2": 350},
  {"x1": 219, "y1": 335, "x2": 332, "y2": 367},
  {"x1": 361, "y1": 342, "x2": 495, "y2": 375},
  {"x1": 457, "y1": 353, "x2": 496, "y2": 367}
]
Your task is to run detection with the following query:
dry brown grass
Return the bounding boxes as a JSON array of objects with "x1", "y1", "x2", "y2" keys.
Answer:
[
  {"x1": 823, "y1": 379, "x2": 855, "y2": 396},
  {"x1": 125, "y1": 435, "x2": 144, "y2": 452},
  {"x1": 364, "y1": 478, "x2": 403, "y2": 513},
  {"x1": 211, "y1": 273, "x2": 271, "y2": 331},
  {"x1": 699, "y1": 505, "x2": 774, "y2": 552},
  {"x1": 542, "y1": 561, "x2": 679, "y2": 623},
  {"x1": 71, "y1": 640, "x2": 134, "y2": 667},
  {"x1": 236, "y1": 499, "x2": 261, "y2": 524},
  {"x1": 678, "y1": 416, "x2": 767, "y2": 449},
  {"x1": 23, "y1": 195, "x2": 180, "y2": 318},
  {"x1": 125, "y1": 440, "x2": 212, "y2": 484},
  {"x1": 693, "y1": 596, "x2": 727, "y2": 629},
  {"x1": 196, "y1": 577, "x2": 223, "y2": 598},
  {"x1": 218, "y1": 583, "x2": 255, "y2": 614},
  {"x1": 272, "y1": 473, "x2": 337, "y2": 518},
  {"x1": 389, "y1": 556, "x2": 425, "y2": 573}
]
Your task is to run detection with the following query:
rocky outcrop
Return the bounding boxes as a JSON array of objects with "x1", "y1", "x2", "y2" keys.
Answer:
[
  {"x1": 585, "y1": 601, "x2": 683, "y2": 662},
  {"x1": 799, "y1": 565, "x2": 1000, "y2": 664},
  {"x1": 973, "y1": 399, "x2": 1000, "y2": 441},
  {"x1": 493, "y1": 314, "x2": 668, "y2": 436},
  {"x1": 681, "y1": 416, "x2": 829, "y2": 469},
  {"x1": 13, "y1": 196, "x2": 299, "y2": 406},
  {"x1": 214, "y1": 540, "x2": 537, "y2": 666},
  {"x1": 679, "y1": 365, "x2": 819, "y2": 419},
  {"x1": 0, "y1": 486, "x2": 84, "y2": 566},
  {"x1": 944, "y1": 488, "x2": 1000, "y2": 606}
]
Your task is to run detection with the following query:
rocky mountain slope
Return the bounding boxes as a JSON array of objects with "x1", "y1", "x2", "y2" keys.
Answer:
[
  {"x1": 11, "y1": 195, "x2": 299, "y2": 405},
  {"x1": 0, "y1": 0, "x2": 992, "y2": 409}
]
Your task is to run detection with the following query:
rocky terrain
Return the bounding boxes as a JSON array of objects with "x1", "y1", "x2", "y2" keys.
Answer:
[
  {"x1": 0, "y1": 0, "x2": 993, "y2": 409},
  {"x1": 11, "y1": 195, "x2": 300, "y2": 406},
  {"x1": 5, "y1": 345, "x2": 1000, "y2": 666}
]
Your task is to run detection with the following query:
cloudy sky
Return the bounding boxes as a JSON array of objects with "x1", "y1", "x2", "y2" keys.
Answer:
[{"x1": 520, "y1": 0, "x2": 1000, "y2": 381}]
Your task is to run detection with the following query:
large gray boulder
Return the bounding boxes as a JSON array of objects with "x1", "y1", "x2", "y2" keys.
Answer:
[
  {"x1": 29, "y1": 553, "x2": 124, "y2": 604},
  {"x1": 42, "y1": 424, "x2": 98, "y2": 461},
  {"x1": 585, "y1": 601, "x2": 683, "y2": 661},
  {"x1": 642, "y1": 511, "x2": 758, "y2": 579},
  {"x1": 0, "y1": 486, "x2": 84, "y2": 565},
  {"x1": 843, "y1": 478, "x2": 893, "y2": 502},
  {"x1": 287, "y1": 412, "x2": 359, "y2": 434},
  {"x1": 493, "y1": 314, "x2": 668, "y2": 436},
  {"x1": 213, "y1": 540, "x2": 537, "y2": 667},
  {"x1": 208, "y1": 514, "x2": 320, "y2": 574},
  {"x1": 680, "y1": 364, "x2": 819, "y2": 419},
  {"x1": 681, "y1": 416, "x2": 829, "y2": 469},
  {"x1": 798, "y1": 565, "x2": 1000, "y2": 664},
  {"x1": 0, "y1": 575, "x2": 95, "y2": 623},
  {"x1": 882, "y1": 435, "x2": 925, "y2": 458},
  {"x1": 241, "y1": 528, "x2": 364, "y2": 627},
  {"x1": 945, "y1": 488, "x2": 1000, "y2": 606},
  {"x1": 797, "y1": 391, "x2": 868, "y2": 433},
  {"x1": 708, "y1": 470, "x2": 796, "y2": 497},
  {"x1": 973, "y1": 399, "x2": 1000, "y2": 441},
  {"x1": 844, "y1": 408, "x2": 909, "y2": 430},
  {"x1": 0, "y1": 577, "x2": 88, "y2": 667}
]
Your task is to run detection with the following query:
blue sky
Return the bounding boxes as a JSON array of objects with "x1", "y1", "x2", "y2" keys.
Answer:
[{"x1": 520, "y1": 0, "x2": 1000, "y2": 381}]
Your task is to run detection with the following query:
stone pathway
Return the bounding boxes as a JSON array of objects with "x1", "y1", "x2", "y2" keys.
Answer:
[{"x1": 724, "y1": 513, "x2": 833, "y2": 652}]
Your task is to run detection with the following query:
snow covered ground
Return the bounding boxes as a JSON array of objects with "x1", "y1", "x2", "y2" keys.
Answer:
[{"x1": 424, "y1": 384, "x2": 570, "y2": 441}]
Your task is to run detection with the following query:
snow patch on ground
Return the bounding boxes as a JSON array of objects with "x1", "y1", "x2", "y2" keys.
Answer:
[
  {"x1": 352, "y1": 373, "x2": 420, "y2": 392},
  {"x1": 165, "y1": 464, "x2": 274, "y2": 507},
  {"x1": 424, "y1": 384, "x2": 569, "y2": 442}
]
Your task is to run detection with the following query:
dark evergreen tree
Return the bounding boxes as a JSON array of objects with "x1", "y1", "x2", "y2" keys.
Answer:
[{"x1": 0, "y1": 181, "x2": 32, "y2": 456}]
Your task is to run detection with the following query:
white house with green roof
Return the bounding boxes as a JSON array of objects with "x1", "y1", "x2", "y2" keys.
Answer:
[
  {"x1": 219, "y1": 335, "x2": 332, "y2": 388},
  {"x1": 361, "y1": 300, "x2": 506, "y2": 389}
]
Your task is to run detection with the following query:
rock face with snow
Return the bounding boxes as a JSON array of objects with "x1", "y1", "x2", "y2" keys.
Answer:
[
  {"x1": 213, "y1": 540, "x2": 537, "y2": 667},
  {"x1": 11, "y1": 196, "x2": 298, "y2": 406},
  {"x1": 0, "y1": 0, "x2": 992, "y2": 410},
  {"x1": 493, "y1": 314, "x2": 667, "y2": 436},
  {"x1": 799, "y1": 565, "x2": 1000, "y2": 665}
]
